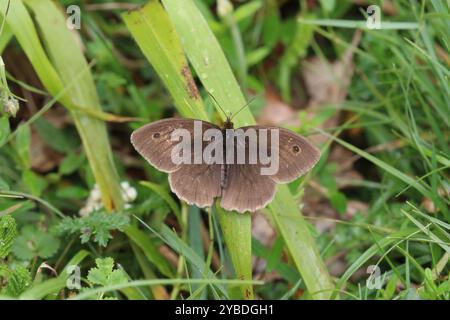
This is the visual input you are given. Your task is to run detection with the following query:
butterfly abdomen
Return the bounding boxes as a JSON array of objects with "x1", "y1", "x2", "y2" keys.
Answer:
[
  {"x1": 220, "y1": 164, "x2": 229, "y2": 191},
  {"x1": 220, "y1": 125, "x2": 232, "y2": 192}
]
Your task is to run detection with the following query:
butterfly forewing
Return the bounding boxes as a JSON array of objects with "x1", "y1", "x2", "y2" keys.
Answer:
[
  {"x1": 269, "y1": 126, "x2": 320, "y2": 183},
  {"x1": 131, "y1": 118, "x2": 220, "y2": 171},
  {"x1": 131, "y1": 118, "x2": 222, "y2": 208}
]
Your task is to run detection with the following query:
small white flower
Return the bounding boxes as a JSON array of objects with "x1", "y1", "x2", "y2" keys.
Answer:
[
  {"x1": 120, "y1": 181, "x2": 130, "y2": 189},
  {"x1": 217, "y1": 0, "x2": 233, "y2": 17},
  {"x1": 79, "y1": 181, "x2": 137, "y2": 216},
  {"x1": 3, "y1": 97, "x2": 19, "y2": 117},
  {"x1": 90, "y1": 185, "x2": 102, "y2": 202},
  {"x1": 125, "y1": 188, "x2": 137, "y2": 202}
]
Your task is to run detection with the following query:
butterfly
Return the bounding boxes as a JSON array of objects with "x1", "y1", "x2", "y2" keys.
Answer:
[{"x1": 131, "y1": 111, "x2": 320, "y2": 213}]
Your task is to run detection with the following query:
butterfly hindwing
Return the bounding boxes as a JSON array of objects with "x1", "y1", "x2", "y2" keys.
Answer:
[
  {"x1": 221, "y1": 163, "x2": 276, "y2": 212},
  {"x1": 169, "y1": 163, "x2": 222, "y2": 208}
]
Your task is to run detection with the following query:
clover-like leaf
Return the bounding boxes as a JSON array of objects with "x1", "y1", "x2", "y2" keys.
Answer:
[
  {"x1": 12, "y1": 226, "x2": 60, "y2": 260},
  {"x1": 87, "y1": 257, "x2": 128, "y2": 287}
]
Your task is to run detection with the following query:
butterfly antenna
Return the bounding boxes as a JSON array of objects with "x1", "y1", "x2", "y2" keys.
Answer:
[
  {"x1": 230, "y1": 94, "x2": 260, "y2": 121},
  {"x1": 207, "y1": 91, "x2": 230, "y2": 119}
]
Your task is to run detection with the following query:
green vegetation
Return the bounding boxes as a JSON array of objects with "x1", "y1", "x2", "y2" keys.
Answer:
[{"x1": 0, "y1": 0, "x2": 448, "y2": 300}]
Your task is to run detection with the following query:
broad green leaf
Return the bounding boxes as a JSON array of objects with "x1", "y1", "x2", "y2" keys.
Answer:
[
  {"x1": 0, "y1": 116, "x2": 10, "y2": 146},
  {"x1": 122, "y1": 1, "x2": 208, "y2": 120},
  {"x1": 22, "y1": 170, "x2": 48, "y2": 197},
  {"x1": 58, "y1": 152, "x2": 86, "y2": 176},
  {"x1": 34, "y1": 118, "x2": 73, "y2": 153},
  {"x1": 329, "y1": 190, "x2": 347, "y2": 215},
  {"x1": 14, "y1": 123, "x2": 30, "y2": 168}
]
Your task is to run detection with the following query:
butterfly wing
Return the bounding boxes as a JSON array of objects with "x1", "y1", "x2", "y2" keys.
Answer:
[
  {"x1": 237, "y1": 125, "x2": 320, "y2": 183},
  {"x1": 131, "y1": 118, "x2": 216, "y2": 172},
  {"x1": 220, "y1": 164, "x2": 276, "y2": 213},
  {"x1": 169, "y1": 163, "x2": 222, "y2": 208},
  {"x1": 270, "y1": 126, "x2": 320, "y2": 183},
  {"x1": 220, "y1": 126, "x2": 320, "y2": 213},
  {"x1": 131, "y1": 118, "x2": 222, "y2": 208}
]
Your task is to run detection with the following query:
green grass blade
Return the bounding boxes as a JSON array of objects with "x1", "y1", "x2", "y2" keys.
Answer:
[
  {"x1": 333, "y1": 229, "x2": 417, "y2": 299},
  {"x1": 124, "y1": 225, "x2": 175, "y2": 278},
  {"x1": 122, "y1": 0, "x2": 253, "y2": 299},
  {"x1": 133, "y1": 215, "x2": 228, "y2": 298},
  {"x1": 322, "y1": 132, "x2": 432, "y2": 198},
  {"x1": 0, "y1": 0, "x2": 64, "y2": 100},
  {"x1": 215, "y1": 205, "x2": 252, "y2": 299},
  {"x1": 188, "y1": 205, "x2": 207, "y2": 299},
  {"x1": 71, "y1": 278, "x2": 263, "y2": 300},
  {"x1": 161, "y1": 0, "x2": 255, "y2": 299},
  {"x1": 1, "y1": 0, "x2": 123, "y2": 211},
  {"x1": 268, "y1": 186, "x2": 334, "y2": 299},
  {"x1": 22, "y1": 0, "x2": 123, "y2": 211},
  {"x1": 162, "y1": 0, "x2": 334, "y2": 299},
  {"x1": 20, "y1": 250, "x2": 90, "y2": 299},
  {"x1": 298, "y1": 18, "x2": 420, "y2": 30},
  {"x1": 140, "y1": 181, "x2": 181, "y2": 222},
  {"x1": 402, "y1": 210, "x2": 450, "y2": 254},
  {"x1": 0, "y1": 22, "x2": 12, "y2": 52},
  {"x1": 161, "y1": 0, "x2": 253, "y2": 127},
  {"x1": 122, "y1": 1, "x2": 208, "y2": 120},
  {"x1": 130, "y1": 243, "x2": 169, "y2": 300}
]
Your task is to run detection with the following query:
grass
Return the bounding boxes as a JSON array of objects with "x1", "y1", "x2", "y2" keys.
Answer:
[{"x1": 0, "y1": 0, "x2": 449, "y2": 300}]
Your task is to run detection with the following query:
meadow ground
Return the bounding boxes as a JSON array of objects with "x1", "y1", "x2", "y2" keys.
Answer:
[{"x1": 0, "y1": 0, "x2": 448, "y2": 300}]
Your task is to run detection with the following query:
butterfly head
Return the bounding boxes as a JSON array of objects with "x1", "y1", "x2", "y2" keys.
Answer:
[{"x1": 223, "y1": 115, "x2": 234, "y2": 129}]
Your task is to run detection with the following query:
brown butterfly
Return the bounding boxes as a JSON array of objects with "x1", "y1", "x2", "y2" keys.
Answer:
[{"x1": 131, "y1": 112, "x2": 320, "y2": 213}]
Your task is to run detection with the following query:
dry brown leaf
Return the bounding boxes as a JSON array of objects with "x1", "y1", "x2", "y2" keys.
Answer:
[
  {"x1": 351, "y1": 0, "x2": 397, "y2": 15},
  {"x1": 329, "y1": 145, "x2": 364, "y2": 188},
  {"x1": 302, "y1": 30, "x2": 362, "y2": 144},
  {"x1": 257, "y1": 88, "x2": 299, "y2": 127},
  {"x1": 345, "y1": 200, "x2": 369, "y2": 219},
  {"x1": 158, "y1": 244, "x2": 178, "y2": 267},
  {"x1": 252, "y1": 212, "x2": 276, "y2": 247},
  {"x1": 422, "y1": 197, "x2": 436, "y2": 213},
  {"x1": 30, "y1": 127, "x2": 63, "y2": 172}
]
